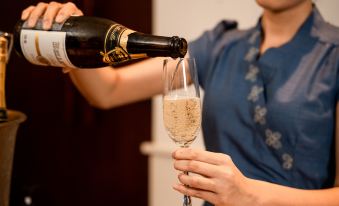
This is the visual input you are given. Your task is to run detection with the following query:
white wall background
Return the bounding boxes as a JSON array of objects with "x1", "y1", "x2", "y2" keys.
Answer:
[{"x1": 140, "y1": 1, "x2": 339, "y2": 206}]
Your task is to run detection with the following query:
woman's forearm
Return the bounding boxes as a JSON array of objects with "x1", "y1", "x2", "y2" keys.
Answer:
[
  {"x1": 249, "y1": 179, "x2": 339, "y2": 206},
  {"x1": 69, "y1": 66, "x2": 119, "y2": 109},
  {"x1": 68, "y1": 57, "x2": 164, "y2": 109}
]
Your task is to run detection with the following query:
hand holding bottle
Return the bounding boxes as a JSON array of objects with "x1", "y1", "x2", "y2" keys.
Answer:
[
  {"x1": 21, "y1": 2, "x2": 83, "y2": 30},
  {"x1": 16, "y1": 2, "x2": 187, "y2": 68},
  {"x1": 20, "y1": 2, "x2": 83, "y2": 73}
]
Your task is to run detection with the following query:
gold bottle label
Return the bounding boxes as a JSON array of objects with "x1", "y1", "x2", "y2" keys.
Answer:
[{"x1": 100, "y1": 24, "x2": 147, "y2": 65}]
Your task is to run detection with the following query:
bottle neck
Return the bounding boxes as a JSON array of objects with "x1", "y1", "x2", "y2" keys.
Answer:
[{"x1": 125, "y1": 33, "x2": 187, "y2": 58}]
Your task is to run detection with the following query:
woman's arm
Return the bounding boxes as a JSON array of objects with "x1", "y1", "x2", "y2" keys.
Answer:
[
  {"x1": 172, "y1": 107, "x2": 339, "y2": 206},
  {"x1": 68, "y1": 57, "x2": 165, "y2": 109},
  {"x1": 22, "y1": 2, "x2": 173, "y2": 109}
]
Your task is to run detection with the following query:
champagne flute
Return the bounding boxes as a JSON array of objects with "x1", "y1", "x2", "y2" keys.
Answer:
[{"x1": 162, "y1": 57, "x2": 201, "y2": 206}]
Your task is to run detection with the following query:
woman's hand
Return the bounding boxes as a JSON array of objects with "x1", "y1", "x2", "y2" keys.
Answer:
[
  {"x1": 172, "y1": 148, "x2": 258, "y2": 206},
  {"x1": 21, "y1": 1, "x2": 83, "y2": 30}
]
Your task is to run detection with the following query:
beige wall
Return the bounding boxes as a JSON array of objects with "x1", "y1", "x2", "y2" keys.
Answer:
[{"x1": 141, "y1": 1, "x2": 339, "y2": 206}]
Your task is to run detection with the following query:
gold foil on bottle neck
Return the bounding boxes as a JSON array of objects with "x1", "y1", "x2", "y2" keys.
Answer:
[
  {"x1": 101, "y1": 24, "x2": 148, "y2": 65},
  {"x1": 119, "y1": 28, "x2": 134, "y2": 52}
]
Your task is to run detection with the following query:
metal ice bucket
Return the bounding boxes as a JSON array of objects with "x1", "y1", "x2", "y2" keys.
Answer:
[{"x1": 0, "y1": 111, "x2": 26, "y2": 206}]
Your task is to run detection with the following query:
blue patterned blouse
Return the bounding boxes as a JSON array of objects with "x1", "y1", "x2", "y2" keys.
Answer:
[{"x1": 189, "y1": 7, "x2": 339, "y2": 192}]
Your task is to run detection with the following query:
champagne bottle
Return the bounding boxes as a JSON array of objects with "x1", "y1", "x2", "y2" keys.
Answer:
[
  {"x1": 0, "y1": 36, "x2": 8, "y2": 121},
  {"x1": 13, "y1": 16, "x2": 188, "y2": 68}
]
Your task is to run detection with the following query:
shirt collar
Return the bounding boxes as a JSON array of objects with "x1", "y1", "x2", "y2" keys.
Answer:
[{"x1": 311, "y1": 6, "x2": 339, "y2": 45}]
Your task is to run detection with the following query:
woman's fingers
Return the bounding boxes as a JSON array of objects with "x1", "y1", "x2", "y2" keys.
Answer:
[
  {"x1": 174, "y1": 159, "x2": 221, "y2": 177},
  {"x1": 42, "y1": 1, "x2": 63, "y2": 29},
  {"x1": 56, "y1": 2, "x2": 83, "y2": 23},
  {"x1": 173, "y1": 148, "x2": 233, "y2": 166},
  {"x1": 177, "y1": 173, "x2": 216, "y2": 192},
  {"x1": 27, "y1": 2, "x2": 48, "y2": 27},
  {"x1": 173, "y1": 183, "x2": 217, "y2": 205},
  {"x1": 21, "y1": 6, "x2": 36, "y2": 20},
  {"x1": 20, "y1": 2, "x2": 84, "y2": 30}
]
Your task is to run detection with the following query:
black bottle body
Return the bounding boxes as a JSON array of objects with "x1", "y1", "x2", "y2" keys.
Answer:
[{"x1": 14, "y1": 16, "x2": 187, "y2": 68}]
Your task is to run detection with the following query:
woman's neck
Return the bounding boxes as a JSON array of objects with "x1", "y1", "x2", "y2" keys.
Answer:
[{"x1": 260, "y1": 2, "x2": 313, "y2": 54}]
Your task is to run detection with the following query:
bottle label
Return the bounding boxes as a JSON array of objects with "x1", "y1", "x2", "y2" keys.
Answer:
[
  {"x1": 100, "y1": 24, "x2": 147, "y2": 65},
  {"x1": 20, "y1": 29, "x2": 75, "y2": 68}
]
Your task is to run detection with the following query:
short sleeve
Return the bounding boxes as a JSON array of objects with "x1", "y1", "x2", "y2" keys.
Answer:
[{"x1": 188, "y1": 20, "x2": 237, "y2": 88}]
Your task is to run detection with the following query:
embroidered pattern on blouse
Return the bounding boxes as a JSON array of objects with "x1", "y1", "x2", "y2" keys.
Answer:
[
  {"x1": 254, "y1": 105, "x2": 267, "y2": 125},
  {"x1": 282, "y1": 153, "x2": 293, "y2": 170},
  {"x1": 248, "y1": 30, "x2": 260, "y2": 44},
  {"x1": 265, "y1": 129, "x2": 282, "y2": 149},
  {"x1": 244, "y1": 47, "x2": 259, "y2": 62},
  {"x1": 245, "y1": 65, "x2": 259, "y2": 82},
  {"x1": 247, "y1": 85, "x2": 263, "y2": 102},
  {"x1": 244, "y1": 43, "x2": 293, "y2": 170}
]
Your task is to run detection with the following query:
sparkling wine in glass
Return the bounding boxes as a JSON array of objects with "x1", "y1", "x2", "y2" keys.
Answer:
[{"x1": 162, "y1": 57, "x2": 201, "y2": 206}]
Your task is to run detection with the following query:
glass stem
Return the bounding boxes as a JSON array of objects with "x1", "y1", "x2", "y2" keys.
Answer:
[
  {"x1": 183, "y1": 170, "x2": 192, "y2": 206},
  {"x1": 181, "y1": 145, "x2": 192, "y2": 206}
]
